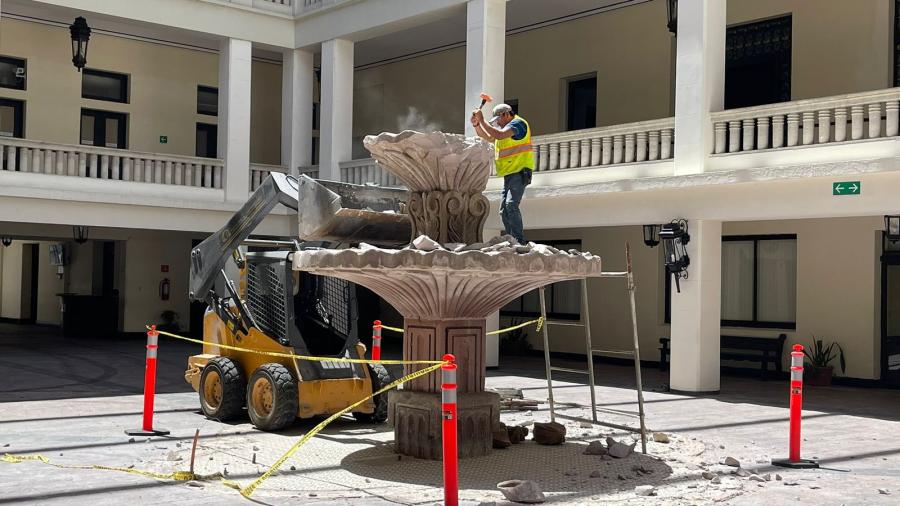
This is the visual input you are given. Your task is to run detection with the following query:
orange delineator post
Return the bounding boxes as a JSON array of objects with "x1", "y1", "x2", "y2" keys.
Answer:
[
  {"x1": 125, "y1": 325, "x2": 170, "y2": 436},
  {"x1": 372, "y1": 320, "x2": 382, "y2": 361},
  {"x1": 773, "y1": 344, "x2": 818, "y2": 469},
  {"x1": 441, "y1": 353, "x2": 459, "y2": 506}
]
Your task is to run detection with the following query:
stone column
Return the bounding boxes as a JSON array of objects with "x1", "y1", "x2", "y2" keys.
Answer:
[
  {"x1": 319, "y1": 38, "x2": 354, "y2": 182},
  {"x1": 670, "y1": 220, "x2": 722, "y2": 393},
  {"x1": 218, "y1": 38, "x2": 252, "y2": 202},
  {"x1": 673, "y1": 0, "x2": 725, "y2": 175},
  {"x1": 464, "y1": 0, "x2": 506, "y2": 137},
  {"x1": 281, "y1": 48, "x2": 314, "y2": 176}
]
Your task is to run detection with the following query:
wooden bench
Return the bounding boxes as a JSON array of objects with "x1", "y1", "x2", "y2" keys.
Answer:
[{"x1": 658, "y1": 334, "x2": 787, "y2": 379}]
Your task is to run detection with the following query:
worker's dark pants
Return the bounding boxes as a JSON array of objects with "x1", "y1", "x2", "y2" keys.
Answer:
[{"x1": 500, "y1": 169, "x2": 531, "y2": 244}]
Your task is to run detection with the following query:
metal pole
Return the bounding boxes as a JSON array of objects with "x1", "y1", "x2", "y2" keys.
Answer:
[
  {"x1": 441, "y1": 354, "x2": 459, "y2": 506},
  {"x1": 539, "y1": 286, "x2": 555, "y2": 423},
  {"x1": 581, "y1": 278, "x2": 597, "y2": 423},
  {"x1": 626, "y1": 244, "x2": 648, "y2": 454}
]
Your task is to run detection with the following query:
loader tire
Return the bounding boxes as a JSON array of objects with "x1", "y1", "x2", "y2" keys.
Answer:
[
  {"x1": 353, "y1": 364, "x2": 392, "y2": 424},
  {"x1": 247, "y1": 363, "x2": 298, "y2": 431},
  {"x1": 199, "y1": 357, "x2": 246, "y2": 421}
]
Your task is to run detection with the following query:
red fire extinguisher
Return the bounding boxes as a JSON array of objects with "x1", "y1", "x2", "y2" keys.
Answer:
[{"x1": 159, "y1": 278, "x2": 170, "y2": 301}]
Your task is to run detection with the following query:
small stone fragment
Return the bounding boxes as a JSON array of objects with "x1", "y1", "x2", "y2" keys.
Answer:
[
  {"x1": 749, "y1": 474, "x2": 766, "y2": 482},
  {"x1": 878, "y1": 488, "x2": 891, "y2": 495},
  {"x1": 507, "y1": 425, "x2": 529, "y2": 444},
  {"x1": 461, "y1": 242, "x2": 488, "y2": 251},
  {"x1": 166, "y1": 451, "x2": 182, "y2": 461},
  {"x1": 176, "y1": 442, "x2": 182, "y2": 448},
  {"x1": 444, "y1": 243, "x2": 465, "y2": 251},
  {"x1": 606, "y1": 437, "x2": 636, "y2": 459},
  {"x1": 252, "y1": 445, "x2": 260, "y2": 451},
  {"x1": 723, "y1": 456, "x2": 740, "y2": 467},
  {"x1": 290, "y1": 465, "x2": 296, "y2": 471},
  {"x1": 186, "y1": 481, "x2": 204, "y2": 488},
  {"x1": 128, "y1": 438, "x2": 135, "y2": 443},
  {"x1": 533, "y1": 422, "x2": 566, "y2": 445},
  {"x1": 209, "y1": 456, "x2": 214, "y2": 461},
  {"x1": 809, "y1": 485, "x2": 821, "y2": 490},
  {"x1": 252, "y1": 453, "x2": 257, "y2": 464},
  {"x1": 775, "y1": 474, "x2": 783, "y2": 481},
  {"x1": 583, "y1": 441, "x2": 608, "y2": 456},
  {"x1": 617, "y1": 474, "x2": 627, "y2": 481},
  {"x1": 412, "y1": 235, "x2": 441, "y2": 251},
  {"x1": 763, "y1": 473, "x2": 772, "y2": 482},
  {"x1": 702, "y1": 471, "x2": 716, "y2": 480},
  {"x1": 493, "y1": 423, "x2": 512, "y2": 449},
  {"x1": 719, "y1": 445, "x2": 726, "y2": 449},
  {"x1": 634, "y1": 485, "x2": 656, "y2": 497},
  {"x1": 687, "y1": 483, "x2": 698, "y2": 489},
  {"x1": 590, "y1": 470, "x2": 603, "y2": 478},
  {"x1": 496, "y1": 480, "x2": 545, "y2": 504},
  {"x1": 783, "y1": 480, "x2": 799, "y2": 486},
  {"x1": 736, "y1": 468, "x2": 751, "y2": 477},
  {"x1": 652, "y1": 432, "x2": 670, "y2": 443},
  {"x1": 579, "y1": 421, "x2": 593, "y2": 429},
  {"x1": 711, "y1": 476, "x2": 722, "y2": 484}
]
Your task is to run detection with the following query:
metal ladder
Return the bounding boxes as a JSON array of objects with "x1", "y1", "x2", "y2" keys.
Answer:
[{"x1": 540, "y1": 244, "x2": 648, "y2": 453}]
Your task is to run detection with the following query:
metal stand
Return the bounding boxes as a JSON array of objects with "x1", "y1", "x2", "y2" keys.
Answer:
[{"x1": 540, "y1": 244, "x2": 648, "y2": 453}]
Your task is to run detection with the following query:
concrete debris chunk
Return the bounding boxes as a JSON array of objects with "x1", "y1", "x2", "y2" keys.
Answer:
[
  {"x1": 702, "y1": 471, "x2": 716, "y2": 481},
  {"x1": 492, "y1": 423, "x2": 511, "y2": 449},
  {"x1": 533, "y1": 422, "x2": 566, "y2": 445},
  {"x1": 711, "y1": 476, "x2": 722, "y2": 484},
  {"x1": 749, "y1": 474, "x2": 766, "y2": 482},
  {"x1": 444, "y1": 243, "x2": 465, "y2": 251},
  {"x1": 723, "y1": 456, "x2": 740, "y2": 467},
  {"x1": 166, "y1": 451, "x2": 182, "y2": 461},
  {"x1": 515, "y1": 245, "x2": 532, "y2": 254},
  {"x1": 507, "y1": 425, "x2": 529, "y2": 444},
  {"x1": 775, "y1": 474, "x2": 783, "y2": 481},
  {"x1": 358, "y1": 242, "x2": 379, "y2": 251},
  {"x1": 583, "y1": 440, "x2": 607, "y2": 456},
  {"x1": 461, "y1": 242, "x2": 488, "y2": 251},
  {"x1": 763, "y1": 473, "x2": 772, "y2": 481},
  {"x1": 634, "y1": 485, "x2": 656, "y2": 496},
  {"x1": 412, "y1": 235, "x2": 441, "y2": 251},
  {"x1": 127, "y1": 438, "x2": 135, "y2": 443},
  {"x1": 579, "y1": 421, "x2": 593, "y2": 429},
  {"x1": 606, "y1": 437, "x2": 636, "y2": 458},
  {"x1": 496, "y1": 480, "x2": 545, "y2": 504},
  {"x1": 736, "y1": 468, "x2": 751, "y2": 477},
  {"x1": 652, "y1": 432, "x2": 670, "y2": 443},
  {"x1": 878, "y1": 488, "x2": 891, "y2": 495},
  {"x1": 617, "y1": 474, "x2": 627, "y2": 481},
  {"x1": 590, "y1": 470, "x2": 603, "y2": 478}
]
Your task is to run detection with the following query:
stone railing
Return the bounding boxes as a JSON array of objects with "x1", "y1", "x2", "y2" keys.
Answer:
[
  {"x1": 0, "y1": 138, "x2": 223, "y2": 188},
  {"x1": 340, "y1": 158, "x2": 400, "y2": 187},
  {"x1": 298, "y1": 165, "x2": 319, "y2": 179},
  {"x1": 532, "y1": 117, "x2": 675, "y2": 172},
  {"x1": 711, "y1": 88, "x2": 900, "y2": 155},
  {"x1": 250, "y1": 163, "x2": 290, "y2": 190}
]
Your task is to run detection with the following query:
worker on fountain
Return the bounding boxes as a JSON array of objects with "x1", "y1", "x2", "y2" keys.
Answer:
[{"x1": 471, "y1": 103, "x2": 533, "y2": 245}]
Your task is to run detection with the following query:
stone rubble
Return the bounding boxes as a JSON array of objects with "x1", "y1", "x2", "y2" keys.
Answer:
[
  {"x1": 634, "y1": 485, "x2": 657, "y2": 496},
  {"x1": 583, "y1": 440, "x2": 608, "y2": 456},
  {"x1": 532, "y1": 422, "x2": 566, "y2": 445},
  {"x1": 402, "y1": 234, "x2": 599, "y2": 260},
  {"x1": 496, "y1": 480, "x2": 546, "y2": 504},
  {"x1": 652, "y1": 432, "x2": 670, "y2": 443},
  {"x1": 606, "y1": 437, "x2": 636, "y2": 458},
  {"x1": 723, "y1": 456, "x2": 741, "y2": 467}
]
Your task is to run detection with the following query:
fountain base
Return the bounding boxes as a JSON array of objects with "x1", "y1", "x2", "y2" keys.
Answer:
[{"x1": 388, "y1": 390, "x2": 500, "y2": 459}]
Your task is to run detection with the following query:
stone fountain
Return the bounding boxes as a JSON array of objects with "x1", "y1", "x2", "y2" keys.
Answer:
[{"x1": 293, "y1": 131, "x2": 602, "y2": 459}]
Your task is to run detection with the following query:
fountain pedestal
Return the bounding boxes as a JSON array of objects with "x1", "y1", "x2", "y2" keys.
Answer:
[{"x1": 294, "y1": 131, "x2": 602, "y2": 459}]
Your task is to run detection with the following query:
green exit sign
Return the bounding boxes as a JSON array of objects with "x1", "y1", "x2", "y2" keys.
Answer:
[
  {"x1": 833, "y1": 181, "x2": 860, "y2": 195},
  {"x1": 159, "y1": 135, "x2": 168, "y2": 144}
]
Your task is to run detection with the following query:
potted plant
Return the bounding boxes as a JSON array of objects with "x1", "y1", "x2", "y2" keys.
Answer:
[
  {"x1": 499, "y1": 319, "x2": 533, "y2": 356},
  {"x1": 803, "y1": 337, "x2": 845, "y2": 386}
]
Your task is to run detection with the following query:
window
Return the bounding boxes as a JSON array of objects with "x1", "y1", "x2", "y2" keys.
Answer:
[
  {"x1": 0, "y1": 99, "x2": 24, "y2": 138},
  {"x1": 197, "y1": 86, "x2": 218, "y2": 116},
  {"x1": 566, "y1": 75, "x2": 596, "y2": 131},
  {"x1": 82, "y1": 69, "x2": 129, "y2": 103},
  {"x1": 81, "y1": 109, "x2": 127, "y2": 149},
  {"x1": 196, "y1": 123, "x2": 217, "y2": 158},
  {"x1": 725, "y1": 16, "x2": 791, "y2": 109},
  {"x1": 722, "y1": 235, "x2": 797, "y2": 328},
  {"x1": 0, "y1": 56, "x2": 26, "y2": 90},
  {"x1": 501, "y1": 240, "x2": 582, "y2": 320}
]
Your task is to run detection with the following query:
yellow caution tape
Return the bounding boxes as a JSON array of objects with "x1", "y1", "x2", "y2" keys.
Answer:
[
  {"x1": 239, "y1": 361, "x2": 445, "y2": 498},
  {"x1": 377, "y1": 317, "x2": 544, "y2": 336},
  {"x1": 150, "y1": 327, "x2": 442, "y2": 366},
  {"x1": 1, "y1": 453, "x2": 221, "y2": 482}
]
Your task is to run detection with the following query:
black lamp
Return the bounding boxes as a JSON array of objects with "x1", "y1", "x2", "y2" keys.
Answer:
[
  {"x1": 70, "y1": 17, "x2": 91, "y2": 72},
  {"x1": 1, "y1": 237, "x2": 11, "y2": 247},
  {"x1": 666, "y1": 0, "x2": 677, "y2": 35},
  {"x1": 642, "y1": 224, "x2": 661, "y2": 248},
  {"x1": 659, "y1": 219, "x2": 690, "y2": 293},
  {"x1": 886, "y1": 215, "x2": 900, "y2": 242},
  {"x1": 73, "y1": 225, "x2": 89, "y2": 244}
]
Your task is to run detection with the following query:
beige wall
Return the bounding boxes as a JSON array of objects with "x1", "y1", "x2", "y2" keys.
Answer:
[
  {"x1": 0, "y1": 18, "x2": 281, "y2": 162},
  {"x1": 727, "y1": 0, "x2": 893, "y2": 100},
  {"x1": 518, "y1": 216, "x2": 884, "y2": 380},
  {"x1": 122, "y1": 231, "x2": 194, "y2": 333},
  {"x1": 0, "y1": 242, "x2": 24, "y2": 320}
]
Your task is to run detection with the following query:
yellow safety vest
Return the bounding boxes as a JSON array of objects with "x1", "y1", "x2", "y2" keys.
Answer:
[{"x1": 494, "y1": 115, "x2": 534, "y2": 177}]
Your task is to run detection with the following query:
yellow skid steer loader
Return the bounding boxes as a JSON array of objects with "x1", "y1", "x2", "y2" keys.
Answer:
[{"x1": 184, "y1": 173, "x2": 410, "y2": 431}]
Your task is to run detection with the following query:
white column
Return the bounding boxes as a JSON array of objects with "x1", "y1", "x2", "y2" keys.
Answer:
[
  {"x1": 464, "y1": 0, "x2": 506, "y2": 138},
  {"x1": 218, "y1": 38, "x2": 252, "y2": 202},
  {"x1": 670, "y1": 219, "x2": 722, "y2": 393},
  {"x1": 282, "y1": 48, "x2": 314, "y2": 176},
  {"x1": 319, "y1": 38, "x2": 354, "y2": 182},
  {"x1": 673, "y1": 0, "x2": 725, "y2": 175}
]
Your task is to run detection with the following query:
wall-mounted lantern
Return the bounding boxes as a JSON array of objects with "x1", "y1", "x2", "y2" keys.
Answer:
[
  {"x1": 73, "y1": 225, "x2": 89, "y2": 244},
  {"x1": 659, "y1": 219, "x2": 690, "y2": 293},
  {"x1": 642, "y1": 224, "x2": 661, "y2": 248},
  {"x1": 666, "y1": 0, "x2": 677, "y2": 35},
  {"x1": 1, "y1": 237, "x2": 12, "y2": 247},
  {"x1": 886, "y1": 215, "x2": 900, "y2": 242},
  {"x1": 69, "y1": 17, "x2": 92, "y2": 72}
]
